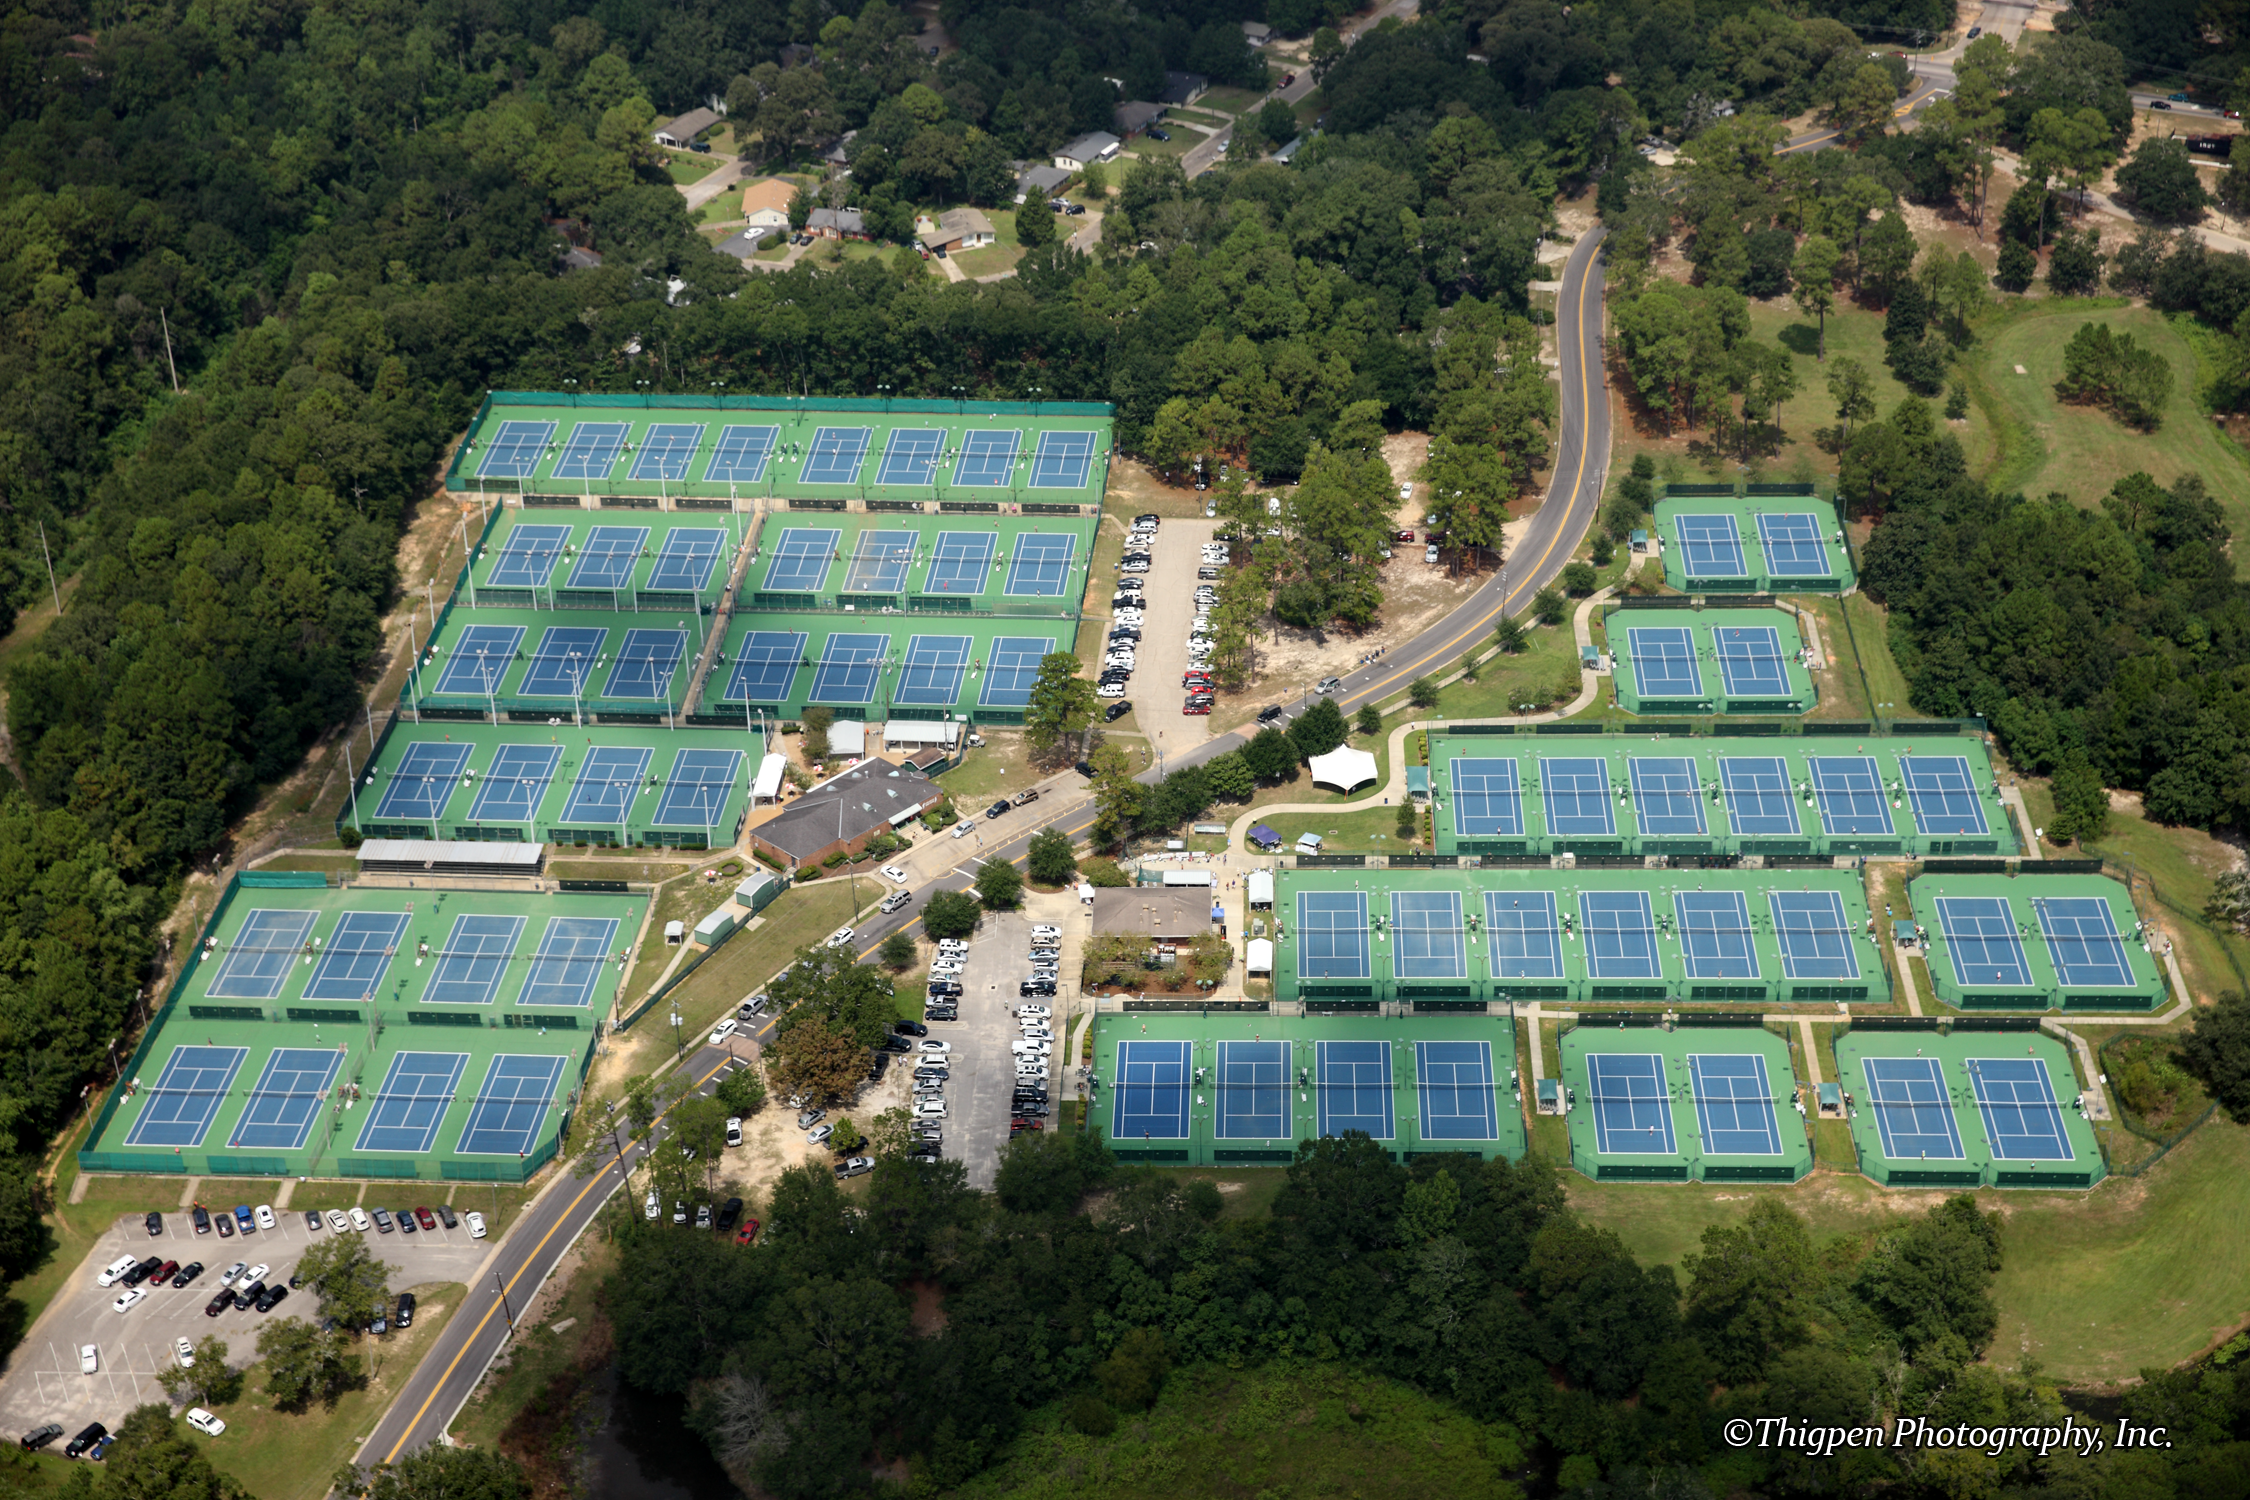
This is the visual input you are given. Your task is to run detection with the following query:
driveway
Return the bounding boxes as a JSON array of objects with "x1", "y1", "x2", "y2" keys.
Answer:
[{"x1": 929, "y1": 906, "x2": 1060, "y2": 1188}]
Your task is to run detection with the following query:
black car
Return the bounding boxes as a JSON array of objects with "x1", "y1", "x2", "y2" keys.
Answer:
[
  {"x1": 255, "y1": 1284, "x2": 289, "y2": 1313},
  {"x1": 926, "y1": 980, "x2": 962, "y2": 996},
  {"x1": 1019, "y1": 982, "x2": 1056, "y2": 997},
  {"x1": 205, "y1": 1290, "x2": 232, "y2": 1316},
  {"x1": 64, "y1": 1424, "x2": 106, "y2": 1459},
  {"x1": 866, "y1": 1053, "x2": 891, "y2": 1082},
  {"x1": 144, "y1": 1211, "x2": 163, "y2": 1237},
  {"x1": 879, "y1": 1034, "x2": 914, "y2": 1053},
  {"x1": 233, "y1": 1280, "x2": 266, "y2": 1311},
  {"x1": 173, "y1": 1261, "x2": 203, "y2": 1288},
  {"x1": 924, "y1": 1008, "x2": 958, "y2": 1021},
  {"x1": 1104, "y1": 701, "x2": 1132, "y2": 722},
  {"x1": 20, "y1": 1423, "x2": 62, "y2": 1452},
  {"x1": 394, "y1": 1292, "x2": 415, "y2": 1328},
  {"x1": 718, "y1": 1197, "x2": 744, "y2": 1231},
  {"x1": 1014, "y1": 1103, "x2": 1050, "y2": 1116},
  {"x1": 913, "y1": 1066, "x2": 949, "y2": 1081},
  {"x1": 190, "y1": 1205, "x2": 210, "y2": 1235},
  {"x1": 1149, "y1": 127, "x2": 1170, "y2": 141},
  {"x1": 436, "y1": 1204, "x2": 459, "y2": 1230},
  {"x1": 894, "y1": 1020, "x2": 928, "y2": 1037},
  {"x1": 1074, "y1": 760, "x2": 1095, "y2": 776},
  {"x1": 124, "y1": 1256, "x2": 162, "y2": 1286},
  {"x1": 1257, "y1": 705, "x2": 1286, "y2": 724},
  {"x1": 397, "y1": 1208, "x2": 417, "y2": 1235},
  {"x1": 985, "y1": 799, "x2": 1011, "y2": 820}
]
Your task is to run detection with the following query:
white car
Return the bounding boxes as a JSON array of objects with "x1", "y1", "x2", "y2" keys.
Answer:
[
  {"x1": 185, "y1": 1409, "x2": 226, "y2": 1438},
  {"x1": 928, "y1": 962, "x2": 964, "y2": 977},
  {"x1": 97, "y1": 1255, "x2": 138, "y2": 1288},
  {"x1": 327, "y1": 1210, "x2": 350, "y2": 1234},
  {"x1": 112, "y1": 1287, "x2": 146, "y2": 1314},
  {"x1": 709, "y1": 1018, "x2": 738, "y2": 1045},
  {"x1": 951, "y1": 821, "x2": 976, "y2": 839},
  {"x1": 1112, "y1": 610, "x2": 1143, "y2": 623},
  {"x1": 1019, "y1": 1005, "x2": 1051, "y2": 1018},
  {"x1": 175, "y1": 1338, "x2": 196, "y2": 1368},
  {"x1": 1096, "y1": 683, "x2": 1126, "y2": 697},
  {"x1": 348, "y1": 1207, "x2": 371, "y2": 1233},
  {"x1": 917, "y1": 1039, "x2": 953, "y2": 1054},
  {"x1": 1030, "y1": 926, "x2": 1059, "y2": 939},
  {"x1": 645, "y1": 1190, "x2": 660, "y2": 1220},
  {"x1": 253, "y1": 1204, "x2": 276, "y2": 1231},
  {"x1": 914, "y1": 1100, "x2": 947, "y2": 1117},
  {"x1": 1022, "y1": 1028, "x2": 1054, "y2": 1041},
  {"x1": 79, "y1": 1345, "x2": 98, "y2": 1374},
  {"x1": 465, "y1": 1211, "x2": 487, "y2": 1239},
  {"x1": 826, "y1": 927, "x2": 855, "y2": 949},
  {"x1": 881, "y1": 865, "x2": 910, "y2": 884},
  {"x1": 1012, "y1": 1042, "x2": 1052, "y2": 1056},
  {"x1": 243, "y1": 1263, "x2": 270, "y2": 1287},
  {"x1": 218, "y1": 1261, "x2": 248, "y2": 1289}
]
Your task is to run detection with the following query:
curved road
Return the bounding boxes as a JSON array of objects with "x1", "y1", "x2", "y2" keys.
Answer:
[{"x1": 355, "y1": 225, "x2": 1610, "y2": 1471}]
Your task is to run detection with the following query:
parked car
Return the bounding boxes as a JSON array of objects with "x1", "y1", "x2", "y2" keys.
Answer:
[
  {"x1": 65, "y1": 1424, "x2": 107, "y2": 1458},
  {"x1": 232, "y1": 1206, "x2": 252, "y2": 1234},
  {"x1": 835, "y1": 1157, "x2": 874, "y2": 1178},
  {"x1": 172, "y1": 1262, "x2": 203, "y2": 1288},
  {"x1": 78, "y1": 1345, "x2": 98, "y2": 1373},
  {"x1": 371, "y1": 1208, "x2": 394, "y2": 1233},
  {"x1": 231, "y1": 1281, "x2": 264, "y2": 1311},
  {"x1": 348, "y1": 1207, "x2": 371, "y2": 1233},
  {"x1": 184, "y1": 1410, "x2": 226, "y2": 1438},
  {"x1": 204, "y1": 1291, "x2": 232, "y2": 1317},
  {"x1": 21, "y1": 1423, "x2": 64, "y2": 1452},
  {"x1": 437, "y1": 1205, "x2": 459, "y2": 1230},
  {"x1": 144, "y1": 1211, "x2": 163, "y2": 1237},
  {"x1": 466, "y1": 1212, "x2": 488, "y2": 1239},
  {"x1": 254, "y1": 1285, "x2": 288, "y2": 1313},
  {"x1": 735, "y1": 1218, "x2": 762, "y2": 1246},
  {"x1": 253, "y1": 1205, "x2": 275, "y2": 1231},
  {"x1": 97, "y1": 1255, "x2": 138, "y2": 1288},
  {"x1": 191, "y1": 1205, "x2": 210, "y2": 1235}
]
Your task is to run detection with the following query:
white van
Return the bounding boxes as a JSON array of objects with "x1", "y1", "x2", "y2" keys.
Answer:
[
  {"x1": 97, "y1": 1255, "x2": 139, "y2": 1288},
  {"x1": 726, "y1": 1117, "x2": 743, "y2": 1148}
]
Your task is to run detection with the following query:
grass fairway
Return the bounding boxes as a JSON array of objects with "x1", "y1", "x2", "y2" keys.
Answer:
[
  {"x1": 1972, "y1": 302, "x2": 2250, "y2": 539},
  {"x1": 1742, "y1": 299, "x2": 1995, "y2": 480}
]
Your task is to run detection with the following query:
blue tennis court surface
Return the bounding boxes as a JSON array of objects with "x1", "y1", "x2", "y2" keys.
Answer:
[
  {"x1": 1582, "y1": 891, "x2": 1661, "y2": 979},
  {"x1": 1003, "y1": 533, "x2": 1075, "y2": 595},
  {"x1": 205, "y1": 910, "x2": 318, "y2": 1000},
  {"x1": 1809, "y1": 756, "x2": 1891, "y2": 836},
  {"x1": 1392, "y1": 891, "x2": 1466, "y2": 978},
  {"x1": 724, "y1": 631, "x2": 807, "y2": 701},
  {"x1": 425, "y1": 914, "x2": 526, "y2": 1004},
  {"x1": 1902, "y1": 756, "x2": 1987, "y2": 834},
  {"x1": 488, "y1": 524, "x2": 572, "y2": 587},
  {"x1": 479, "y1": 420, "x2": 554, "y2": 479},
  {"x1": 1676, "y1": 891, "x2": 1757, "y2": 979},
  {"x1": 603, "y1": 628, "x2": 687, "y2": 700},
  {"x1": 558, "y1": 746, "x2": 651, "y2": 825},
  {"x1": 953, "y1": 429, "x2": 1020, "y2": 487},
  {"x1": 1677, "y1": 513, "x2": 1747, "y2": 576},
  {"x1": 552, "y1": 422, "x2": 629, "y2": 480},
  {"x1": 801, "y1": 427, "x2": 871, "y2": 485},
  {"x1": 1587, "y1": 1053, "x2": 1676, "y2": 1155},
  {"x1": 1968, "y1": 1058, "x2": 2073, "y2": 1160},
  {"x1": 123, "y1": 1046, "x2": 248, "y2": 1147},
  {"x1": 1542, "y1": 757, "x2": 1615, "y2": 836},
  {"x1": 1720, "y1": 757, "x2": 1798, "y2": 836},
  {"x1": 568, "y1": 526, "x2": 648, "y2": 588},
  {"x1": 647, "y1": 528, "x2": 725, "y2": 591},
  {"x1": 376, "y1": 742, "x2": 471, "y2": 820},
  {"x1": 1625, "y1": 626, "x2": 1700, "y2": 696},
  {"x1": 1027, "y1": 430, "x2": 1096, "y2": 488},
  {"x1": 1417, "y1": 1040, "x2": 1497, "y2": 1139},
  {"x1": 355, "y1": 1051, "x2": 468, "y2": 1153},
  {"x1": 1317, "y1": 1039, "x2": 1392, "y2": 1138},
  {"x1": 468, "y1": 745, "x2": 561, "y2": 822},
  {"x1": 435, "y1": 625, "x2": 524, "y2": 696},
  {"x1": 1757, "y1": 513, "x2": 1834, "y2": 576},
  {"x1": 1771, "y1": 891, "x2": 1858, "y2": 979},
  {"x1": 1630, "y1": 757, "x2": 1705, "y2": 835},
  {"x1": 980, "y1": 636, "x2": 1054, "y2": 707},
  {"x1": 2034, "y1": 896, "x2": 2133, "y2": 986},
  {"x1": 1863, "y1": 1057, "x2": 1964, "y2": 1159},
  {"x1": 897, "y1": 635, "x2": 971, "y2": 705},
  {"x1": 1714, "y1": 625, "x2": 1789, "y2": 696},
  {"x1": 651, "y1": 748, "x2": 741, "y2": 827},
  {"x1": 519, "y1": 626, "x2": 608, "y2": 697},
  {"x1": 1112, "y1": 1040, "x2": 1191, "y2": 1139},
  {"x1": 842, "y1": 530, "x2": 914, "y2": 591},
  {"x1": 1451, "y1": 758, "x2": 1524, "y2": 836},
  {"x1": 303, "y1": 911, "x2": 408, "y2": 1000},
  {"x1": 705, "y1": 425, "x2": 777, "y2": 483},
  {"x1": 876, "y1": 429, "x2": 946, "y2": 485},
  {"x1": 809, "y1": 632, "x2": 886, "y2": 703},
  {"x1": 925, "y1": 532, "x2": 994, "y2": 592},
  {"x1": 763, "y1": 528, "x2": 839, "y2": 592},
  {"x1": 1215, "y1": 1040, "x2": 1291, "y2": 1138},
  {"x1": 1688, "y1": 1054, "x2": 1783, "y2": 1155},
  {"x1": 1936, "y1": 896, "x2": 2033, "y2": 986},
  {"x1": 1297, "y1": 891, "x2": 1369, "y2": 977},
  {"x1": 458, "y1": 1054, "x2": 568, "y2": 1156},
  {"x1": 517, "y1": 916, "x2": 619, "y2": 1008},
  {"x1": 1485, "y1": 892, "x2": 1563, "y2": 978},
  {"x1": 230, "y1": 1047, "x2": 345, "y2": 1150},
  {"x1": 629, "y1": 423, "x2": 705, "y2": 482}
]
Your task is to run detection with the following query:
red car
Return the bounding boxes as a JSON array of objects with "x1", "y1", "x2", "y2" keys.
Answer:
[
  {"x1": 153, "y1": 1260, "x2": 178, "y2": 1284},
  {"x1": 735, "y1": 1218, "x2": 762, "y2": 1246},
  {"x1": 1395, "y1": 529, "x2": 1414, "y2": 542},
  {"x1": 414, "y1": 1207, "x2": 437, "y2": 1231},
  {"x1": 1183, "y1": 700, "x2": 1213, "y2": 716}
]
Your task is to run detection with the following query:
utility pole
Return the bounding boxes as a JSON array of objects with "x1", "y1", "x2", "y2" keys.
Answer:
[
  {"x1": 160, "y1": 309, "x2": 181, "y2": 393},
  {"x1": 494, "y1": 1270, "x2": 516, "y2": 1334},
  {"x1": 36, "y1": 523, "x2": 61, "y2": 614}
]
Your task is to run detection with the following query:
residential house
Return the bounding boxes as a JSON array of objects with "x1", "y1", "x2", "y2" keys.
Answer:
[
  {"x1": 1114, "y1": 100, "x2": 1166, "y2": 137},
  {"x1": 653, "y1": 107, "x2": 721, "y2": 148},
  {"x1": 1160, "y1": 71, "x2": 1208, "y2": 106},
  {"x1": 807, "y1": 206, "x2": 866, "y2": 239},
  {"x1": 1055, "y1": 132, "x2": 1121, "y2": 172},
  {"x1": 559, "y1": 246, "x2": 604, "y2": 273},
  {"x1": 1272, "y1": 135, "x2": 1305, "y2": 165},
  {"x1": 918, "y1": 206, "x2": 994, "y2": 252},
  {"x1": 823, "y1": 129, "x2": 858, "y2": 172},
  {"x1": 740, "y1": 177, "x2": 796, "y2": 232},
  {"x1": 1240, "y1": 19, "x2": 1272, "y2": 45},
  {"x1": 747, "y1": 759, "x2": 941, "y2": 874},
  {"x1": 1014, "y1": 163, "x2": 1071, "y2": 204}
]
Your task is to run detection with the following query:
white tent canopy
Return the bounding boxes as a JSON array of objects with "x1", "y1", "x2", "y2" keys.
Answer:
[
  {"x1": 1246, "y1": 938, "x2": 1274, "y2": 974},
  {"x1": 1307, "y1": 745, "x2": 1379, "y2": 792},
  {"x1": 752, "y1": 753, "x2": 788, "y2": 802}
]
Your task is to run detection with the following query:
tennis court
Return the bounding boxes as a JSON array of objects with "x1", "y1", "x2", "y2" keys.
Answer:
[
  {"x1": 458, "y1": 1054, "x2": 569, "y2": 1156},
  {"x1": 1676, "y1": 513, "x2": 1747, "y2": 577},
  {"x1": 1416, "y1": 1041, "x2": 1498, "y2": 1139},
  {"x1": 953, "y1": 429, "x2": 1019, "y2": 487},
  {"x1": 1935, "y1": 895, "x2": 2034, "y2": 987},
  {"x1": 1027, "y1": 430, "x2": 1097, "y2": 488},
  {"x1": 1719, "y1": 757, "x2": 1799, "y2": 836},
  {"x1": 558, "y1": 746, "x2": 652, "y2": 826},
  {"x1": 875, "y1": 429, "x2": 946, "y2": 486},
  {"x1": 801, "y1": 426, "x2": 872, "y2": 485},
  {"x1": 603, "y1": 628, "x2": 688, "y2": 700},
  {"x1": 1713, "y1": 625, "x2": 1789, "y2": 696},
  {"x1": 925, "y1": 532, "x2": 995, "y2": 592},
  {"x1": 1756, "y1": 512, "x2": 1834, "y2": 577},
  {"x1": 1771, "y1": 891, "x2": 1858, "y2": 979},
  {"x1": 723, "y1": 630, "x2": 809, "y2": 702},
  {"x1": 1581, "y1": 892, "x2": 1662, "y2": 979},
  {"x1": 467, "y1": 745, "x2": 561, "y2": 822},
  {"x1": 1215, "y1": 1040, "x2": 1291, "y2": 1138},
  {"x1": 425, "y1": 915, "x2": 527, "y2": 1005},
  {"x1": 487, "y1": 524, "x2": 572, "y2": 587},
  {"x1": 1484, "y1": 892, "x2": 1564, "y2": 978},
  {"x1": 230, "y1": 1047, "x2": 346, "y2": 1150},
  {"x1": 1003, "y1": 533, "x2": 1076, "y2": 595},
  {"x1": 1676, "y1": 891, "x2": 1758, "y2": 979},
  {"x1": 706, "y1": 424, "x2": 778, "y2": 483},
  {"x1": 375, "y1": 742, "x2": 472, "y2": 820},
  {"x1": 842, "y1": 531, "x2": 915, "y2": 592},
  {"x1": 355, "y1": 1051, "x2": 469, "y2": 1154},
  {"x1": 1315, "y1": 1039, "x2": 1393, "y2": 1138},
  {"x1": 302, "y1": 911, "x2": 408, "y2": 1001},
  {"x1": 1968, "y1": 1058, "x2": 2073, "y2": 1160},
  {"x1": 552, "y1": 421, "x2": 629, "y2": 480},
  {"x1": 979, "y1": 636, "x2": 1054, "y2": 707},
  {"x1": 1809, "y1": 756, "x2": 1892, "y2": 836},
  {"x1": 1112, "y1": 1039, "x2": 1192, "y2": 1139},
  {"x1": 646, "y1": 527, "x2": 726, "y2": 591},
  {"x1": 1901, "y1": 756, "x2": 1988, "y2": 835},
  {"x1": 1392, "y1": 891, "x2": 1466, "y2": 978},
  {"x1": 1629, "y1": 756, "x2": 1705, "y2": 836},
  {"x1": 1297, "y1": 891, "x2": 1370, "y2": 978},
  {"x1": 519, "y1": 626, "x2": 609, "y2": 697},
  {"x1": 123, "y1": 1046, "x2": 248, "y2": 1148},
  {"x1": 1587, "y1": 1053, "x2": 1677, "y2": 1155},
  {"x1": 1863, "y1": 1056, "x2": 1965, "y2": 1160},
  {"x1": 1687, "y1": 1054, "x2": 1783, "y2": 1155},
  {"x1": 479, "y1": 420, "x2": 554, "y2": 479},
  {"x1": 809, "y1": 632, "x2": 887, "y2": 703},
  {"x1": 204, "y1": 910, "x2": 318, "y2": 1000},
  {"x1": 568, "y1": 525, "x2": 648, "y2": 588},
  {"x1": 2032, "y1": 896, "x2": 2133, "y2": 987},
  {"x1": 1450, "y1": 757, "x2": 1524, "y2": 836},
  {"x1": 518, "y1": 916, "x2": 620, "y2": 1008},
  {"x1": 1653, "y1": 497, "x2": 1857, "y2": 594},
  {"x1": 1624, "y1": 626, "x2": 1701, "y2": 696},
  {"x1": 1541, "y1": 757, "x2": 1615, "y2": 836},
  {"x1": 629, "y1": 422, "x2": 705, "y2": 482},
  {"x1": 897, "y1": 635, "x2": 972, "y2": 706},
  {"x1": 434, "y1": 625, "x2": 524, "y2": 696},
  {"x1": 763, "y1": 528, "x2": 840, "y2": 592},
  {"x1": 651, "y1": 748, "x2": 742, "y2": 828}
]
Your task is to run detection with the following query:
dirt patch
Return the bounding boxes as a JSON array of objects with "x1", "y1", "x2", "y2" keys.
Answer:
[
  {"x1": 907, "y1": 1279, "x2": 949, "y2": 1334},
  {"x1": 2107, "y1": 788, "x2": 2146, "y2": 815},
  {"x1": 1381, "y1": 431, "x2": 1431, "y2": 504}
]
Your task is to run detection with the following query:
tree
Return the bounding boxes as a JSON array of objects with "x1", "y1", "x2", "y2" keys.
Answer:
[
  {"x1": 295, "y1": 1232, "x2": 393, "y2": 1333},
  {"x1": 1287, "y1": 697, "x2": 1349, "y2": 759},
  {"x1": 1995, "y1": 236, "x2": 2037, "y2": 292},
  {"x1": 1023, "y1": 652, "x2": 1097, "y2": 758},
  {"x1": 1309, "y1": 26, "x2": 1344, "y2": 81},
  {"x1": 1095, "y1": 1328, "x2": 1171, "y2": 1410},
  {"x1": 1015, "y1": 199, "x2": 1056, "y2": 249},
  {"x1": 1243, "y1": 726, "x2": 1299, "y2": 782},
  {"x1": 2046, "y1": 226, "x2": 2103, "y2": 296},
  {"x1": 1494, "y1": 615, "x2": 1528, "y2": 654},
  {"x1": 866, "y1": 1107, "x2": 914, "y2": 1160},
  {"x1": 787, "y1": 184, "x2": 818, "y2": 231},
  {"x1": 715, "y1": 1064, "x2": 768, "y2": 1119},
  {"x1": 1532, "y1": 587, "x2": 1566, "y2": 626},
  {"x1": 1944, "y1": 382, "x2": 1970, "y2": 420},
  {"x1": 2045, "y1": 747, "x2": 2109, "y2": 843},
  {"x1": 800, "y1": 706, "x2": 833, "y2": 762},
  {"x1": 994, "y1": 1128, "x2": 1115, "y2": 1210},
  {"x1": 257, "y1": 1317, "x2": 360, "y2": 1410},
  {"x1": 104, "y1": 1406, "x2": 251, "y2": 1500},
  {"x1": 1681, "y1": 1199, "x2": 1818, "y2": 1383},
  {"x1": 1205, "y1": 749, "x2": 1257, "y2": 801},
  {"x1": 1560, "y1": 561, "x2": 1598, "y2": 594},
  {"x1": 1860, "y1": 213, "x2": 1918, "y2": 305},
  {"x1": 2181, "y1": 990, "x2": 2250, "y2": 1122},
  {"x1": 2115, "y1": 138, "x2": 2208, "y2": 224},
  {"x1": 336, "y1": 1447, "x2": 532, "y2": 1500},
  {"x1": 974, "y1": 856, "x2": 1024, "y2": 909},
  {"x1": 1831, "y1": 62, "x2": 1899, "y2": 142},
  {"x1": 768, "y1": 943, "x2": 898, "y2": 1045},
  {"x1": 1026, "y1": 826, "x2": 1078, "y2": 886},
  {"x1": 1851, "y1": 1195, "x2": 2001, "y2": 1357},
  {"x1": 156, "y1": 1335, "x2": 243, "y2": 1408},
  {"x1": 1088, "y1": 742, "x2": 1144, "y2": 848},
  {"x1": 1408, "y1": 677, "x2": 1442, "y2": 709},
  {"x1": 1828, "y1": 358, "x2": 1877, "y2": 442},
  {"x1": 878, "y1": 931, "x2": 916, "y2": 969},
  {"x1": 2056, "y1": 322, "x2": 2172, "y2": 427},
  {"x1": 1355, "y1": 704, "x2": 1384, "y2": 736},
  {"x1": 1080, "y1": 161, "x2": 1107, "y2": 197},
  {"x1": 920, "y1": 889, "x2": 982, "y2": 941},
  {"x1": 1791, "y1": 235, "x2": 1841, "y2": 358},
  {"x1": 829, "y1": 1116, "x2": 866, "y2": 1154},
  {"x1": 2206, "y1": 871, "x2": 2250, "y2": 935},
  {"x1": 764, "y1": 1016, "x2": 869, "y2": 1105}
]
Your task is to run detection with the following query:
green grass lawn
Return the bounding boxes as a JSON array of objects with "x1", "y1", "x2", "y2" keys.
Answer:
[
  {"x1": 1253, "y1": 801, "x2": 1419, "y2": 851},
  {"x1": 648, "y1": 881, "x2": 866, "y2": 1041},
  {"x1": 1793, "y1": 590, "x2": 1914, "y2": 719},
  {"x1": 2076, "y1": 796, "x2": 2250, "y2": 1001},
  {"x1": 951, "y1": 209, "x2": 1026, "y2": 278},
  {"x1": 1968, "y1": 301, "x2": 2250, "y2": 540},
  {"x1": 664, "y1": 151, "x2": 721, "y2": 184},
  {"x1": 1194, "y1": 86, "x2": 1266, "y2": 115},
  {"x1": 621, "y1": 871, "x2": 745, "y2": 1002},
  {"x1": 1389, "y1": 615, "x2": 1583, "y2": 721},
  {"x1": 935, "y1": 732, "x2": 1042, "y2": 803}
]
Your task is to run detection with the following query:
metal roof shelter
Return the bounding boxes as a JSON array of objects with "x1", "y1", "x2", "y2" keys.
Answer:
[{"x1": 356, "y1": 839, "x2": 544, "y2": 876}]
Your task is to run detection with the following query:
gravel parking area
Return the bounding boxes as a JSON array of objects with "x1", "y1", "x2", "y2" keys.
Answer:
[{"x1": 1112, "y1": 516, "x2": 1221, "y2": 750}]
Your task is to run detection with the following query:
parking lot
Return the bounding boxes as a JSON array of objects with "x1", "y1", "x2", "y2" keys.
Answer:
[
  {"x1": 0, "y1": 1210, "x2": 494, "y2": 1445},
  {"x1": 928, "y1": 905, "x2": 1069, "y2": 1189},
  {"x1": 1118, "y1": 516, "x2": 1222, "y2": 748}
]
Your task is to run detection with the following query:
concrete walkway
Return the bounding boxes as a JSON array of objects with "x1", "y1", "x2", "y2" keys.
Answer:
[
  {"x1": 2000, "y1": 788, "x2": 2042, "y2": 855},
  {"x1": 1893, "y1": 946, "x2": 1925, "y2": 1016}
]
